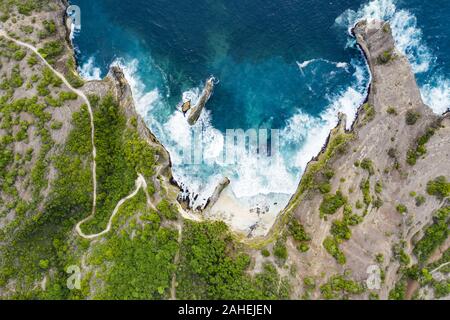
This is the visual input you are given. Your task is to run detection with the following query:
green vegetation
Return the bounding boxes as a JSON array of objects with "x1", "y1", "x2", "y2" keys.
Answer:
[
  {"x1": 320, "y1": 274, "x2": 364, "y2": 299},
  {"x1": 273, "y1": 239, "x2": 288, "y2": 261},
  {"x1": 396, "y1": 204, "x2": 408, "y2": 214},
  {"x1": 88, "y1": 192, "x2": 178, "y2": 299},
  {"x1": 323, "y1": 236, "x2": 346, "y2": 265},
  {"x1": 389, "y1": 279, "x2": 407, "y2": 300},
  {"x1": 79, "y1": 95, "x2": 156, "y2": 235},
  {"x1": 288, "y1": 218, "x2": 310, "y2": 251},
  {"x1": 361, "y1": 103, "x2": 375, "y2": 124},
  {"x1": 65, "y1": 57, "x2": 84, "y2": 88},
  {"x1": 377, "y1": 50, "x2": 394, "y2": 64},
  {"x1": 407, "y1": 127, "x2": 436, "y2": 165},
  {"x1": 360, "y1": 178, "x2": 372, "y2": 208},
  {"x1": 176, "y1": 221, "x2": 290, "y2": 299},
  {"x1": 415, "y1": 195, "x2": 426, "y2": 207},
  {"x1": 156, "y1": 199, "x2": 178, "y2": 220},
  {"x1": 0, "y1": 104, "x2": 93, "y2": 299},
  {"x1": 413, "y1": 206, "x2": 449, "y2": 263},
  {"x1": 426, "y1": 176, "x2": 450, "y2": 200},
  {"x1": 319, "y1": 190, "x2": 347, "y2": 218},
  {"x1": 375, "y1": 253, "x2": 384, "y2": 264},
  {"x1": 375, "y1": 180, "x2": 383, "y2": 194},
  {"x1": 27, "y1": 53, "x2": 38, "y2": 67},
  {"x1": 386, "y1": 106, "x2": 398, "y2": 115},
  {"x1": 39, "y1": 20, "x2": 56, "y2": 39},
  {"x1": 323, "y1": 203, "x2": 363, "y2": 265},
  {"x1": 331, "y1": 220, "x2": 351, "y2": 241},
  {"x1": 261, "y1": 249, "x2": 270, "y2": 257},
  {"x1": 284, "y1": 131, "x2": 353, "y2": 224},
  {"x1": 405, "y1": 110, "x2": 421, "y2": 125},
  {"x1": 360, "y1": 158, "x2": 374, "y2": 175},
  {"x1": 38, "y1": 41, "x2": 64, "y2": 64}
]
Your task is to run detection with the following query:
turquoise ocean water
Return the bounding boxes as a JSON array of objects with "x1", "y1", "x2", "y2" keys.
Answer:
[{"x1": 71, "y1": 0, "x2": 450, "y2": 209}]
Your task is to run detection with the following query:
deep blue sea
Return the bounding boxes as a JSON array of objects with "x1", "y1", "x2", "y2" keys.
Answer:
[{"x1": 71, "y1": 0, "x2": 450, "y2": 209}]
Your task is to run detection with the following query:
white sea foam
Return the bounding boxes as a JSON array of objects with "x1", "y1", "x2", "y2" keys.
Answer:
[
  {"x1": 421, "y1": 78, "x2": 450, "y2": 114},
  {"x1": 99, "y1": 51, "x2": 369, "y2": 214},
  {"x1": 286, "y1": 85, "x2": 365, "y2": 172},
  {"x1": 79, "y1": 57, "x2": 102, "y2": 80},
  {"x1": 297, "y1": 58, "x2": 349, "y2": 71},
  {"x1": 335, "y1": 0, "x2": 449, "y2": 113}
]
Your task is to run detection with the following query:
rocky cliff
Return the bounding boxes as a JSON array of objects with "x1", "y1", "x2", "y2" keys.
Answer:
[{"x1": 256, "y1": 19, "x2": 449, "y2": 299}]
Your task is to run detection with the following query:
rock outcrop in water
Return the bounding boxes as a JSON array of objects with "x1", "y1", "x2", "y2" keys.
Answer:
[{"x1": 187, "y1": 77, "x2": 215, "y2": 125}]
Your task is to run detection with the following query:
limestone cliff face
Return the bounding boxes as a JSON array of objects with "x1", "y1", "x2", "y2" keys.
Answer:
[{"x1": 264, "y1": 20, "x2": 450, "y2": 299}]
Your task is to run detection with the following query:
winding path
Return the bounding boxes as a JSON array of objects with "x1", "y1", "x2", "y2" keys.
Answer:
[
  {"x1": 76, "y1": 174, "x2": 153, "y2": 239},
  {"x1": 0, "y1": 29, "x2": 106, "y2": 239},
  {"x1": 0, "y1": 28, "x2": 194, "y2": 240}
]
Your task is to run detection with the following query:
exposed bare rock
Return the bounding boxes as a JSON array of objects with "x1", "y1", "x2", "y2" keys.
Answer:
[
  {"x1": 187, "y1": 77, "x2": 215, "y2": 125},
  {"x1": 181, "y1": 100, "x2": 191, "y2": 113},
  {"x1": 204, "y1": 177, "x2": 231, "y2": 211}
]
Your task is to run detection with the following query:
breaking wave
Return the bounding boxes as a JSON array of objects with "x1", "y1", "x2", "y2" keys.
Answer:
[{"x1": 109, "y1": 56, "x2": 368, "y2": 210}]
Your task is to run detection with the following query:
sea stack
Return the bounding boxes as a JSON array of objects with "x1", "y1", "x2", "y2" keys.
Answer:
[
  {"x1": 187, "y1": 77, "x2": 215, "y2": 125},
  {"x1": 203, "y1": 177, "x2": 230, "y2": 211}
]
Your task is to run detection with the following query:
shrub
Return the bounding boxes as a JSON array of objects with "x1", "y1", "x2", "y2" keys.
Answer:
[
  {"x1": 273, "y1": 240, "x2": 288, "y2": 261},
  {"x1": 288, "y1": 219, "x2": 310, "y2": 242},
  {"x1": 27, "y1": 54, "x2": 38, "y2": 67},
  {"x1": 331, "y1": 220, "x2": 351, "y2": 241},
  {"x1": 386, "y1": 106, "x2": 398, "y2": 115},
  {"x1": 360, "y1": 158, "x2": 375, "y2": 175},
  {"x1": 405, "y1": 110, "x2": 421, "y2": 125},
  {"x1": 396, "y1": 204, "x2": 408, "y2": 214},
  {"x1": 377, "y1": 50, "x2": 393, "y2": 64},
  {"x1": 319, "y1": 191, "x2": 347, "y2": 217},
  {"x1": 323, "y1": 237, "x2": 346, "y2": 264},
  {"x1": 320, "y1": 274, "x2": 363, "y2": 299},
  {"x1": 362, "y1": 103, "x2": 375, "y2": 123},
  {"x1": 297, "y1": 243, "x2": 309, "y2": 252},
  {"x1": 13, "y1": 49, "x2": 26, "y2": 61},
  {"x1": 375, "y1": 253, "x2": 384, "y2": 264},
  {"x1": 415, "y1": 195, "x2": 426, "y2": 207},
  {"x1": 50, "y1": 121, "x2": 63, "y2": 130},
  {"x1": 426, "y1": 176, "x2": 450, "y2": 199},
  {"x1": 413, "y1": 207, "x2": 449, "y2": 263},
  {"x1": 375, "y1": 181, "x2": 383, "y2": 193},
  {"x1": 407, "y1": 127, "x2": 436, "y2": 166},
  {"x1": 360, "y1": 179, "x2": 372, "y2": 206},
  {"x1": 373, "y1": 197, "x2": 384, "y2": 209},
  {"x1": 261, "y1": 249, "x2": 270, "y2": 257},
  {"x1": 406, "y1": 149, "x2": 417, "y2": 165},
  {"x1": 389, "y1": 280, "x2": 406, "y2": 300},
  {"x1": 38, "y1": 41, "x2": 64, "y2": 64},
  {"x1": 156, "y1": 199, "x2": 178, "y2": 220},
  {"x1": 319, "y1": 182, "x2": 331, "y2": 194}
]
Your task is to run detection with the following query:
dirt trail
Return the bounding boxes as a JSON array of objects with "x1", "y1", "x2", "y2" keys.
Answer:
[
  {"x1": 76, "y1": 174, "x2": 152, "y2": 239},
  {"x1": 0, "y1": 29, "x2": 199, "y2": 241}
]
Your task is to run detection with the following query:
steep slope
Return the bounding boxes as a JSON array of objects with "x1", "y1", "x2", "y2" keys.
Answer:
[{"x1": 259, "y1": 20, "x2": 449, "y2": 300}]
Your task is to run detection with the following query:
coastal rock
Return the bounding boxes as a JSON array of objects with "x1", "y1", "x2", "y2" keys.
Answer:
[
  {"x1": 187, "y1": 77, "x2": 215, "y2": 125},
  {"x1": 181, "y1": 100, "x2": 191, "y2": 113},
  {"x1": 203, "y1": 177, "x2": 230, "y2": 211}
]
